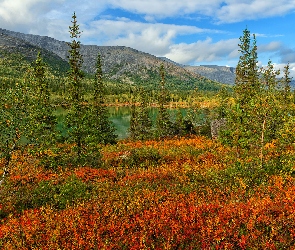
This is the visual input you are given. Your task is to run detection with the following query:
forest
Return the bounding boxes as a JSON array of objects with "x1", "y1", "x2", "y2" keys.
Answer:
[{"x1": 1, "y1": 13, "x2": 295, "y2": 249}]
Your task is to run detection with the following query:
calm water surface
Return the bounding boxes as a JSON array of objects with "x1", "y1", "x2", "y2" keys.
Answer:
[
  {"x1": 54, "y1": 106, "x2": 195, "y2": 140},
  {"x1": 107, "y1": 106, "x2": 189, "y2": 139}
]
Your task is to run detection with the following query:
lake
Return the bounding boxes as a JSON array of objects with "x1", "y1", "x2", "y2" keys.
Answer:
[
  {"x1": 55, "y1": 106, "x2": 206, "y2": 140},
  {"x1": 107, "y1": 106, "x2": 200, "y2": 139}
]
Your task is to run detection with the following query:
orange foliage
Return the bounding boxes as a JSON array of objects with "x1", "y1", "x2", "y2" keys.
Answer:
[{"x1": 1, "y1": 136, "x2": 295, "y2": 249}]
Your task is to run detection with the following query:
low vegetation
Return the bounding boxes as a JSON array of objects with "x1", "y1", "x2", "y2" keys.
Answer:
[{"x1": 1, "y1": 136, "x2": 295, "y2": 248}]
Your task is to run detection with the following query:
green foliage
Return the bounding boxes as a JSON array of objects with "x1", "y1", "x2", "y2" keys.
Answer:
[
  {"x1": 216, "y1": 86, "x2": 230, "y2": 119},
  {"x1": 220, "y1": 28, "x2": 295, "y2": 168},
  {"x1": 88, "y1": 53, "x2": 117, "y2": 145},
  {"x1": 32, "y1": 175, "x2": 92, "y2": 209},
  {"x1": 8, "y1": 175, "x2": 92, "y2": 212},
  {"x1": 129, "y1": 87, "x2": 153, "y2": 140},
  {"x1": 29, "y1": 52, "x2": 57, "y2": 150},
  {"x1": 65, "y1": 14, "x2": 117, "y2": 166},
  {"x1": 171, "y1": 109, "x2": 195, "y2": 136},
  {"x1": 155, "y1": 64, "x2": 174, "y2": 138},
  {"x1": 0, "y1": 74, "x2": 31, "y2": 172},
  {"x1": 65, "y1": 12, "x2": 92, "y2": 165},
  {"x1": 123, "y1": 147, "x2": 162, "y2": 169}
]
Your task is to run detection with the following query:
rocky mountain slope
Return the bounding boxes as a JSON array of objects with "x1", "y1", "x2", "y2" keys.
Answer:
[
  {"x1": 0, "y1": 32, "x2": 69, "y2": 73},
  {"x1": 184, "y1": 65, "x2": 236, "y2": 85},
  {"x1": 159, "y1": 57, "x2": 236, "y2": 85},
  {"x1": 0, "y1": 28, "x2": 223, "y2": 91}
]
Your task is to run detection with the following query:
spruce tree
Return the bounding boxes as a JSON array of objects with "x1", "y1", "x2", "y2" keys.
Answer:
[
  {"x1": 281, "y1": 64, "x2": 292, "y2": 104},
  {"x1": 66, "y1": 12, "x2": 86, "y2": 164},
  {"x1": 155, "y1": 64, "x2": 172, "y2": 138},
  {"x1": 174, "y1": 109, "x2": 188, "y2": 136},
  {"x1": 129, "y1": 87, "x2": 152, "y2": 140},
  {"x1": 88, "y1": 53, "x2": 117, "y2": 145},
  {"x1": 222, "y1": 28, "x2": 260, "y2": 158},
  {"x1": 30, "y1": 52, "x2": 56, "y2": 148},
  {"x1": 129, "y1": 100, "x2": 139, "y2": 140},
  {"x1": 235, "y1": 28, "x2": 259, "y2": 104}
]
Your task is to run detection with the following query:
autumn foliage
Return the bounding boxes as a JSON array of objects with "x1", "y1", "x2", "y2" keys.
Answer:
[{"x1": 1, "y1": 136, "x2": 295, "y2": 249}]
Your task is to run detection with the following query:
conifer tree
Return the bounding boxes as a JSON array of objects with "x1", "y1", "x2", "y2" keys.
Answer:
[
  {"x1": 155, "y1": 64, "x2": 172, "y2": 138},
  {"x1": 30, "y1": 52, "x2": 56, "y2": 148},
  {"x1": 88, "y1": 53, "x2": 117, "y2": 145},
  {"x1": 222, "y1": 28, "x2": 260, "y2": 158},
  {"x1": 235, "y1": 28, "x2": 259, "y2": 104},
  {"x1": 66, "y1": 12, "x2": 86, "y2": 164},
  {"x1": 129, "y1": 87, "x2": 152, "y2": 140},
  {"x1": 281, "y1": 64, "x2": 292, "y2": 104},
  {"x1": 221, "y1": 28, "x2": 295, "y2": 168},
  {"x1": 174, "y1": 109, "x2": 188, "y2": 136},
  {"x1": 129, "y1": 100, "x2": 138, "y2": 140}
]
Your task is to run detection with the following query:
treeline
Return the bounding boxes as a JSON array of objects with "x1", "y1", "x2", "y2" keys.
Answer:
[
  {"x1": 0, "y1": 13, "x2": 211, "y2": 177},
  {"x1": 0, "y1": 13, "x2": 116, "y2": 174},
  {"x1": 218, "y1": 28, "x2": 295, "y2": 170}
]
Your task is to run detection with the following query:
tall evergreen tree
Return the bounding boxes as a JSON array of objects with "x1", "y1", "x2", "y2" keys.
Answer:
[
  {"x1": 281, "y1": 64, "x2": 292, "y2": 104},
  {"x1": 129, "y1": 87, "x2": 152, "y2": 140},
  {"x1": 66, "y1": 12, "x2": 86, "y2": 164},
  {"x1": 235, "y1": 28, "x2": 259, "y2": 104},
  {"x1": 87, "y1": 53, "x2": 117, "y2": 145},
  {"x1": 222, "y1": 28, "x2": 260, "y2": 158},
  {"x1": 155, "y1": 64, "x2": 172, "y2": 138},
  {"x1": 30, "y1": 52, "x2": 56, "y2": 148}
]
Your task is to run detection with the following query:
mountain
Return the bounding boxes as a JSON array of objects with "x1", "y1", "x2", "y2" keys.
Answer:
[
  {"x1": 158, "y1": 57, "x2": 185, "y2": 67},
  {"x1": 157, "y1": 56, "x2": 236, "y2": 85},
  {"x1": 0, "y1": 28, "x2": 224, "y2": 91},
  {"x1": 0, "y1": 32, "x2": 69, "y2": 74},
  {"x1": 184, "y1": 65, "x2": 236, "y2": 85}
]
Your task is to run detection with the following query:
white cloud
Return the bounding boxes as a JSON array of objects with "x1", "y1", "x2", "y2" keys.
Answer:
[
  {"x1": 258, "y1": 41, "x2": 283, "y2": 53},
  {"x1": 82, "y1": 19, "x2": 215, "y2": 55},
  {"x1": 106, "y1": 0, "x2": 221, "y2": 17},
  {"x1": 1, "y1": 0, "x2": 295, "y2": 35},
  {"x1": 165, "y1": 38, "x2": 239, "y2": 65},
  {"x1": 87, "y1": 0, "x2": 295, "y2": 23},
  {"x1": 216, "y1": 0, "x2": 295, "y2": 23}
]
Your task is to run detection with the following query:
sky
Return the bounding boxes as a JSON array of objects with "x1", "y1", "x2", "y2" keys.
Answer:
[{"x1": 1, "y1": 0, "x2": 295, "y2": 76}]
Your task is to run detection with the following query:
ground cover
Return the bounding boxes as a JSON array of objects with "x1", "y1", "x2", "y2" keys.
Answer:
[{"x1": 0, "y1": 135, "x2": 295, "y2": 249}]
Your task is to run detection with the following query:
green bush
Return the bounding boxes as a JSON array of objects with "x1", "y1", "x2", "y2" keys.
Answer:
[
  {"x1": 123, "y1": 147, "x2": 162, "y2": 169},
  {"x1": 31, "y1": 175, "x2": 92, "y2": 210}
]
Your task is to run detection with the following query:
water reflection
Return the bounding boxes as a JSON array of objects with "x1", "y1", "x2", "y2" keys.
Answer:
[
  {"x1": 107, "y1": 106, "x2": 188, "y2": 139},
  {"x1": 54, "y1": 106, "x2": 203, "y2": 140},
  {"x1": 108, "y1": 106, "x2": 132, "y2": 139}
]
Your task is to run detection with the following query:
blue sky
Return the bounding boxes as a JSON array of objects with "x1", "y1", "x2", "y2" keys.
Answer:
[{"x1": 1, "y1": 0, "x2": 295, "y2": 76}]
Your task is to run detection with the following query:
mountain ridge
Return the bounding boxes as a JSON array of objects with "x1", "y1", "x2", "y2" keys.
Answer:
[{"x1": 0, "y1": 27, "x2": 227, "y2": 89}]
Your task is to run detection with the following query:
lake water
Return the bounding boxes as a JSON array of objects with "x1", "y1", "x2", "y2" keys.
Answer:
[
  {"x1": 55, "y1": 106, "x2": 204, "y2": 140},
  {"x1": 108, "y1": 106, "x2": 132, "y2": 139},
  {"x1": 108, "y1": 106, "x2": 190, "y2": 139}
]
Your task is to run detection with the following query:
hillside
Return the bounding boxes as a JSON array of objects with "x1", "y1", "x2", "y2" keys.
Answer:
[
  {"x1": 159, "y1": 58, "x2": 236, "y2": 85},
  {"x1": 0, "y1": 32, "x2": 69, "y2": 74},
  {"x1": 0, "y1": 28, "x2": 222, "y2": 91},
  {"x1": 184, "y1": 65, "x2": 236, "y2": 85}
]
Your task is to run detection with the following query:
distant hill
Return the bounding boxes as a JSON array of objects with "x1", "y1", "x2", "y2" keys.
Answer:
[
  {"x1": 156, "y1": 57, "x2": 236, "y2": 85},
  {"x1": 184, "y1": 65, "x2": 236, "y2": 85},
  {"x1": 0, "y1": 28, "x2": 224, "y2": 91}
]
